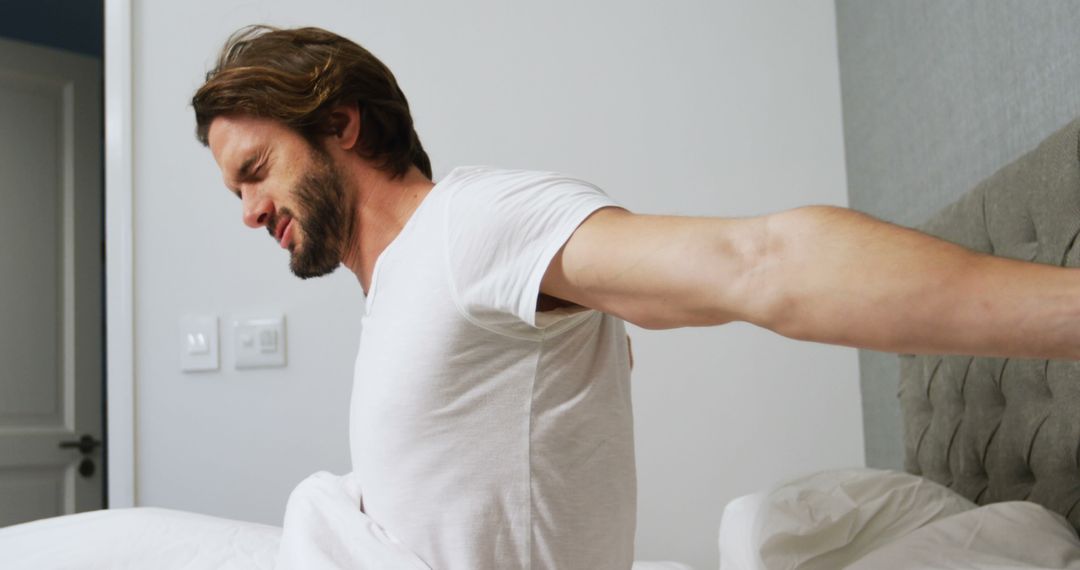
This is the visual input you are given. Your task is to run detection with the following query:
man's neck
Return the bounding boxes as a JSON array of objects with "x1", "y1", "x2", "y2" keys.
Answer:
[{"x1": 339, "y1": 165, "x2": 435, "y2": 295}]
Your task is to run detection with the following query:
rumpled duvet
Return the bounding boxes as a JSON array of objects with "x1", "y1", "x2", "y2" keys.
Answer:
[
  {"x1": 845, "y1": 501, "x2": 1080, "y2": 570},
  {"x1": 719, "y1": 468, "x2": 1080, "y2": 570}
]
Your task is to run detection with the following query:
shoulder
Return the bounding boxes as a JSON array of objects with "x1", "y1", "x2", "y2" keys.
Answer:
[{"x1": 446, "y1": 167, "x2": 614, "y2": 227}]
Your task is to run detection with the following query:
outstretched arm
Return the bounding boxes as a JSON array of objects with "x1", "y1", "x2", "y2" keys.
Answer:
[{"x1": 541, "y1": 206, "x2": 1080, "y2": 360}]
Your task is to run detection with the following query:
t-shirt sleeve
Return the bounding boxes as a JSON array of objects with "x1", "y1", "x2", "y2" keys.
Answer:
[{"x1": 445, "y1": 168, "x2": 622, "y2": 332}]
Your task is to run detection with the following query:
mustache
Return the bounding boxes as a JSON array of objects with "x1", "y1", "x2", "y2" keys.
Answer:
[{"x1": 266, "y1": 207, "x2": 297, "y2": 241}]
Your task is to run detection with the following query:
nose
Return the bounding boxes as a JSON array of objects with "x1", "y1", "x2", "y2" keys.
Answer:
[{"x1": 241, "y1": 187, "x2": 274, "y2": 229}]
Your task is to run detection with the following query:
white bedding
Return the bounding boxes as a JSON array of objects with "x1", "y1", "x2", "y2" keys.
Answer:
[
  {"x1": 0, "y1": 471, "x2": 693, "y2": 570},
  {"x1": 719, "y1": 468, "x2": 1080, "y2": 570},
  {"x1": 0, "y1": 507, "x2": 280, "y2": 570}
]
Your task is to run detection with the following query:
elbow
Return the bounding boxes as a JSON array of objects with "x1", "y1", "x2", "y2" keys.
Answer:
[
  {"x1": 739, "y1": 206, "x2": 834, "y2": 337},
  {"x1": 749, "y1": 205, "x2": 877, "y2": 343},
  {"x1": 727, "y1": 212, "x2": 785, "y2": 331}
]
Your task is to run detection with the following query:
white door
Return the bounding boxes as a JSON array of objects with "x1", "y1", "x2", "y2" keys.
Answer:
[{"x1": 0, "y1": 37, "x2": 104, "y2": 526}]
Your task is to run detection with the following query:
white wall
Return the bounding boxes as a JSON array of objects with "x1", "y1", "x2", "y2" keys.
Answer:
[{"x1": 131, "y1": 1, "x2": 862, "y2": 568}]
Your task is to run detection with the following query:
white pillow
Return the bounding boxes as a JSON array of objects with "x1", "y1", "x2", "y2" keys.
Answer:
[
  {"x1": 720, "y1": 491, "x2": 769, "y2": 570},
  {"x1": 719, "y1": 468, "x2": 975, "y2": 570}
]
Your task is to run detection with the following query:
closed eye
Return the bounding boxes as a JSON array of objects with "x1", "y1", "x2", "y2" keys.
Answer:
[{"x1": 228, "y1": 158, "x2": 266, "y2": 199}]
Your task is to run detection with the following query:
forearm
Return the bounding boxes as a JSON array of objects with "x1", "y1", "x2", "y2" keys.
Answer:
[{"x1": 755, "y1": 205, "x2": 1080, "y2": 360}]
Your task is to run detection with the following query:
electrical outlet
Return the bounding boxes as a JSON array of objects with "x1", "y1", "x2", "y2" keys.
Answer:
[{"x1": 233, "y1": 315, "x2": 286, "y2": 369}]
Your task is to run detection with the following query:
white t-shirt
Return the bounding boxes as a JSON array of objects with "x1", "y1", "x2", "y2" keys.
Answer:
[{"x1": 350, "y1": 166, "x2": 636, "y2": 570}]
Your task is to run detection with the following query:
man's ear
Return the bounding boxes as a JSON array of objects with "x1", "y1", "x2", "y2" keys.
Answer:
[{"x1": 327, "y1": 102, "x2": 361, "y2": 151}]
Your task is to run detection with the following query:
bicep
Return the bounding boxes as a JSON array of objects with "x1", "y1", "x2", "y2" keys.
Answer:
[{"x1": 540, "y1": 208, "x2": 771, "y2": 329}]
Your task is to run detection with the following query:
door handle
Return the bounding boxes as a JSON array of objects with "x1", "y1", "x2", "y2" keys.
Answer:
[{"x1": 59, "y1": 434, "x2": 103, "y2": 455}]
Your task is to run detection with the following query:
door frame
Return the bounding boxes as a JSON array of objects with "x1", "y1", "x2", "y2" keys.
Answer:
[{"x1": 104, "y1": 0, "x2": 135, "y2": 508}]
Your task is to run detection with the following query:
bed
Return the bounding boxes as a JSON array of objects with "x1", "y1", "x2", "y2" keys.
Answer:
[
  {"x1": 717, "y1": 116, "x2": 1080, "y2": 569},
  {"x1": 0, "y1": 469, "x2": 694, "y2": 569}
]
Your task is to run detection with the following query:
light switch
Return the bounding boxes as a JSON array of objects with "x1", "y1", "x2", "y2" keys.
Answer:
[
  {"x1": 187, "y1": 333, "x2": 208, "y2": 354},
  {"x1": 180, "y1": 315, "x2": 219, "y2": 372},
  {"x1": 234, "y1": 315, "x2": 286, "y2": 369}
]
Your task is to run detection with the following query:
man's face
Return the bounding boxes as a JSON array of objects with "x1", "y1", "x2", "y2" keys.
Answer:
[{"x1": 207, "y1": 115, "x2": 352, "y2": 279}]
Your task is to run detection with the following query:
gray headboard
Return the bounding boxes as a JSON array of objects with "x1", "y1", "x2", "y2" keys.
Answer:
[
  {"x1": 837, "y1": 0, "x2": 1080, "y2": 471},
  {"x1": 899, "y1": 116, "x2": 1080, "y2": 528}
]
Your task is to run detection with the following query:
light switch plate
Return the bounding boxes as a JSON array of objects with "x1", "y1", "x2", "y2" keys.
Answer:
[
  {"x1": 233, "y1": 315, "x2": 287, "y2": 369},
  {"x1": 180, "y1": 315, "x2": 219, "y2": 372}
]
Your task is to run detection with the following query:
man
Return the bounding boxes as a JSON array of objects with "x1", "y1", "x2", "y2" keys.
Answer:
[{"x1": 192, "y1": 25, "x2": 1080, "y2": 570}]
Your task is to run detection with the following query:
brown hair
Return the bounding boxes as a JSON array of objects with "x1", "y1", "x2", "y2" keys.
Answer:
[{"x1": 192, "y1": 25, "x2": 431, "y2": 180}]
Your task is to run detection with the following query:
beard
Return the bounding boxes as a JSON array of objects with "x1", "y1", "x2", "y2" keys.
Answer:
[{"x1": 267, "y1": 148, "x2": 354, "y2": 279}]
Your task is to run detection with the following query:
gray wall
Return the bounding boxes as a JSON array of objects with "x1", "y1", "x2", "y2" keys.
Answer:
[{"x1": 836, "y1": 1, "x2": 1080, "y2": 468}]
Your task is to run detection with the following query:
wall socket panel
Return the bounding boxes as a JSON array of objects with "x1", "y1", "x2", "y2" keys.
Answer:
[{"x1": 233, "y1": 315, "x2": 287, "y2": 369}]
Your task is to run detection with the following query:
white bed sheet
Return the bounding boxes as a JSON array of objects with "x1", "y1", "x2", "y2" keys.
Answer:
[
  {"x1": 0, "y1": 471, "x2": 694, "y2": 570},
  {"x1": 0, "y1": 507, "x2": 280, "y2": 570}
]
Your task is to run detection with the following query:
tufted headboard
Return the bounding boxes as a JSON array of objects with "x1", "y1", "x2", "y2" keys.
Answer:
[{"x1": 899, "y1": 116, "x2": 1080, "y2": 530}]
